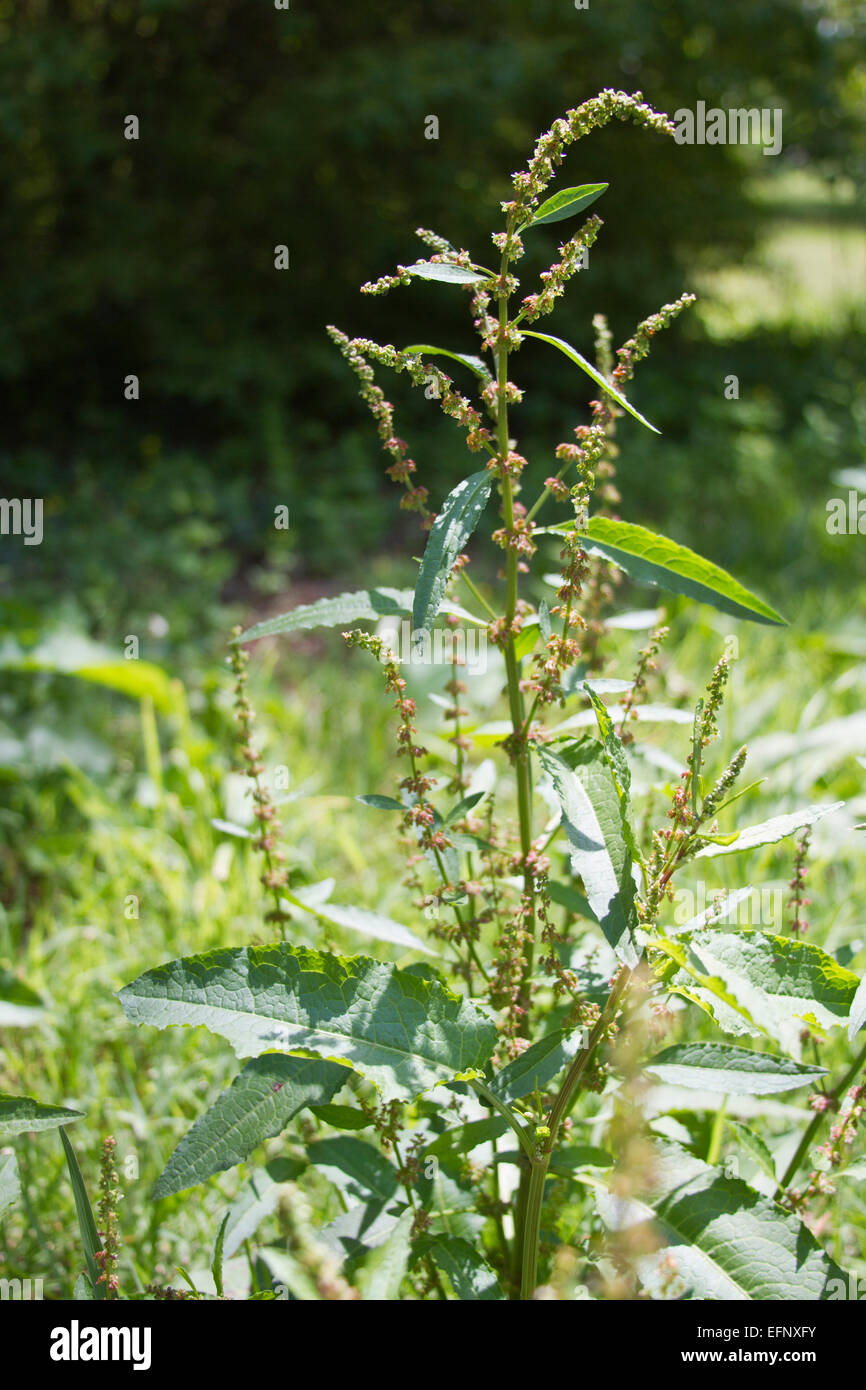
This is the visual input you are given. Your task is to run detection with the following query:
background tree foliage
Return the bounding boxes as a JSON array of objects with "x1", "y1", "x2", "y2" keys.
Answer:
[{"x1": 1, "y1": 0, "x2": 864, "y2": 627}]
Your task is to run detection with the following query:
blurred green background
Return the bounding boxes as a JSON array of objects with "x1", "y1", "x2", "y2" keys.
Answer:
[
  {"x1": 2, "y1": 0, "x2": 866, "y2": 1296},
  {"x1": 2, "y1": 0, "x2": 865, "y2": 644}
]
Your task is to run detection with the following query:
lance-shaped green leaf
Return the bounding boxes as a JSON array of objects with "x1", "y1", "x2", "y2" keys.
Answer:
[
  {"x1": 597, "y1": 1142, "x2": 847, "y2": 1300},
  {"x1": 283, "y1": 890, "x2": 434, "y2": 956},
  {"x1": 725, "y1": 1120, "x2": 778, "y2": 1182},
  {"x1": 414, "y1": 1235, "x2": 505, "y2": 1300},
  {"x1": 356, "y1": 1209, "x2": 415, "y2": 1300},
  {"x1": 644, "y1": 1042, "x2": 826, "y2": 1095},
  {"x1": 444, "y1": 790, "x2": 486, "y2": 824},
  {"x1": 583, "y1": 684, "x2": 644, "y2": 868},
  {"x1": 548, "y1": 1145, "x2": 614, "y2": 1176},
  {"x1": 235, "y1": 588, "x2": 414, "y2": 644},
  {"x1": 584, "y1": 685, "x2": 630, "y2": 801},
  {"x1": 848, "y1": 975, "x2": 866, "y2": 1042},
  {"x1": 356, "y1": 794, "x2": 404, "y2": 811},
  {"x1": 222, "y1": 1158, "x2": 303, "y2": 1259},
  {"x1": 119, "y1": 943, "x2": 498, "y2": 1104},
  {"x1": 59, "y1": 1128, "x2": 105, "y2": 1300},
  {"x1": 308, "y1": 1136, "x2": 399, "y2": 1206},
  {"x1": 547, "y1": 880, "x2": 598, "y2": 923},
  {"x1": 0, "y1": 1094, "x2": 84, "y2": 1138},
  {"x1": 423, "y1": 1117, "x2": 508, "y2": 1161},
  {"x1": 695, "y1": 802, "x2": 843, "y2": 859},
  {"x1": 403, "y1": 344, "x2": 491, "y2": 381},
  {"x1": 488, "y1": 1027, "x2": 583, "y2": 1105},
  {"x1": 211, "y1": 1214, "x2": 229, "y2": 1298},
  {"x1": 309, "y1": 1103, "x2": 373, "y2": 1131},
  {"x1": 413, "y1": 469, "x2": 493, "y2": 632},
  {"x1": 539, "y1": 516, "x2": 785, "y2": 626},
  {"x1": 152, "y1": 1055, "x2": 346, "y2": 1199},
  {"x1": 235, "y1": 587, "x2": 486, "y2": 644},
  {"x1": 538, "y1": 741, "x2": 640, "y2": 965},
  {"x1": 521, "y1": 331, "x2": 659, "y2": 433},
  {"x1": 0, "y1": 1152, "x2": 20, "y2": 1217},
  {"x1": 653, "y1": 931, "x2": 859, "y2": 1042},
  {"x1": 524, "y1": 182, "x2": 609, "y2": 228},
  {"x1": 407, "y1": 260, "x2": 490, "y2": 286}
]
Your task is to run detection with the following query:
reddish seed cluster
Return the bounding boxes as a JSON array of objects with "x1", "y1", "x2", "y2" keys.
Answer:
[
  {"x1": 490, "y1": 890, "x2": 535, "y2": 1057},
  {"x1": 481, "y1": 379, "x2": 523, "y2": 413},
  {"x1": 502, "y1": 90, "x2": 676, "y2": 229},
  {"x1": 326, "y1": 328, "x2": 430, "y2": 524},
  {"x1": 492, "y1": 516, "x2": 536, "y2": 557},
  {"x1": 520, "y1": 215, "x2": 602, "y2": 323},
  {"x1": 343, "y1": 630, "x2": 458, "y2": 868},
  {"x1": 229, "y1": 632, "x2": 290, "y2": 918},
  {"x1": 788, "y1": 1082, "x2": 866, "y2": 1211},
  {"x1": 95, "y1": 1136, "x2": 121, "y2": 1298},
  {"x1": 788, "y1": 827, "x2": 812, "y2": 935},
  {"x1": 326, "y1": 329, "x2": 495, "y2": 537},
  {"x1": 486, "y1": 449, "x2": 528, "y2": 482},
  {"x1": 616, "y1": 626, "x2": 669, "y2": 744},
  {"x1": 608, "y1": 294, "x2": 697, "y2": 396}
]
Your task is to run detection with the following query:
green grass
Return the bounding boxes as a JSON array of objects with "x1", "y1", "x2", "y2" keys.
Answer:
[{"x1": 3, "y1": 571, "x2": 866, "y2": 1295}]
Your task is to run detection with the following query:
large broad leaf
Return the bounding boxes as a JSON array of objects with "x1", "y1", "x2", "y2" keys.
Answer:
[
  {"x1": 403, "y1": 344, "x2": 491, "y2": 381},
  {"x1": 407, "y1": 260, "x2": 489, "y2": 286},
  {"x1": 597, "y1": 1143, "x2": 848, "y2": 1300},
  {"x1": 540, "y1": 516, "x2": 785, "y2": 626},
  {"x1": 152, "y1": 1055, "x2": 346, "y2": 1199},
  {"x1": 524, "y1": 182, "x2": 608, "y2": 228},
  {"x1": 695, "y1": 802, "x2": 843, "y2": 858},
  {"x1": 644, "y1": 1042, "x2": 826, "y2": 1095},
  {"x1": 521, "y1": 331, "x2": 659, "y2": 433},
  {"x1": 414, "y1": 1235, "x2": 505, "y2": 1300},
  {"x1": 0, "y1": 1094, "x2": 84, "y2": 1138},
  {"x1": 413, "y1": 470, "x2": 493, "y2": 632},
  {"x1": 236, "y1": 587, "x2": 484, "y2": 645},
  {"x1": 538, "y1": 741, "x2": 639, "y2": 965},
  {"x1": 119, "y1": 943, "x2": 497, "y2": 1104},
  {"x1": 489, "y1": 1027, "x2": 583, "y2": 1105},
  {"x1": 653, "y1": 931, "x2": 859, "y2": 1045},
  {"x1": 0, "y1": 1152, "x2": 20, "y2": 1217}
]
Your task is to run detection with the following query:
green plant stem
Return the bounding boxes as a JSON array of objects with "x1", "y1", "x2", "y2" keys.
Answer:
[
  {"x1": 706, "y1": 1098, "x2": 728, "y2": 1166},
  {"x1": 519, "y1": 965, "x2": 632, "y2": 1300},
  {"x1": 524, "y1": 460, "x2": 573, "y2": 525},
  {"x1": 494, "y1": 233, "x2": 536, "y2": 1018},
  {"x1": 493, "y1": 229, "x2": 542, "y2": 1280},
  {"x1": 779, "y1": 1036, "x2": 866, "y2": 1192},
  {"x1": 459, "y1": 569, "x2": 497, "y2": 620},
  {"x1": 472, "y1": 1079, "x2": 535, "y2": 1161}
]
